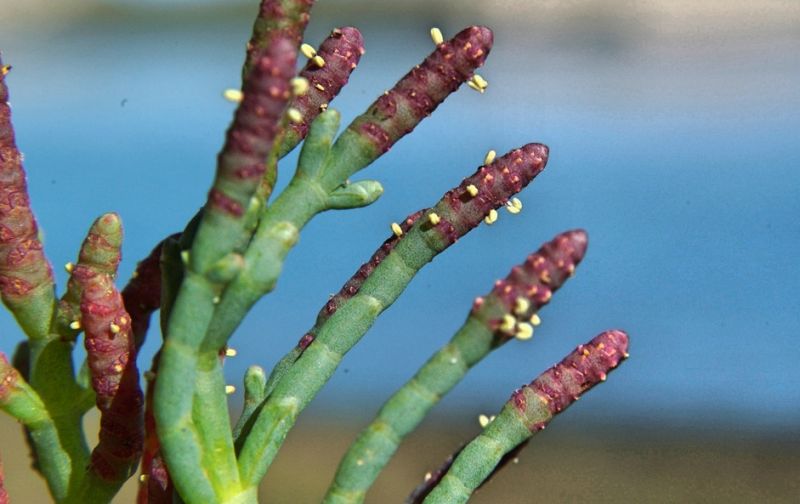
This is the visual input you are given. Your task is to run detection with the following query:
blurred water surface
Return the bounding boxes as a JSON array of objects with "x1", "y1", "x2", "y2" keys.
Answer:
[{"x1": 0, "y1": 0, "x2": 798, "y2": 441}]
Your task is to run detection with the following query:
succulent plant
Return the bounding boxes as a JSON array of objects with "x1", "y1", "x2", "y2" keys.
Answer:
[{"x1": 0, "y1": 1, "x2": 629, "y2": 503}]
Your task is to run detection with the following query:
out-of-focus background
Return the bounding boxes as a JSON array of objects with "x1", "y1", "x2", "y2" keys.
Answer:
[{"x1": 1, "y1": 0, "x2": 798, "y2": 502}]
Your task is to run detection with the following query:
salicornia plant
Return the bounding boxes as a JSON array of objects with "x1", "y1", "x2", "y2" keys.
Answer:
[{"x1": 0, "y1": 1, "x2": 630, "y2": 502}]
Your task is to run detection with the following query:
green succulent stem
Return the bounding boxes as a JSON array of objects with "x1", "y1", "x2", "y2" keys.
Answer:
[
  {"x1": 419, "y1": 330, "x2": 629, "y2": 503},
  {"x1": 0, "y1": 353, "x2": 73, "y2": 501},
  {"x1": 236, "y1": 143, "x2": 548, "y2": 488},
  {"x1": 324, "y1": 230, "x2": 588, "y2": 503}
]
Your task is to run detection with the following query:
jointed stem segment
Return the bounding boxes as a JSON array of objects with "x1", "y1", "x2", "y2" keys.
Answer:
[
  {"x1": 419, "y1": 330, "x2": 629, "y2": 504},
  {"x1": 324, "y1": 230, "x2": 587, "y2": 503},
  {"x1": 237, "y1": 143, "x2": 548, "y2": 487}
]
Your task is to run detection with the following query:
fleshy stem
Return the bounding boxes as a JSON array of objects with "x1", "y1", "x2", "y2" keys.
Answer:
[
  {"x1": 236, "y1": 143, "x2": 548, "y2": 488},
  {"x1": 0, "y1": 353, "x2": 69, "y2": 499},
  {"x1": 1, "y1": 56, "x2": 88, "y2": 503},
  {"x1": 243, "y1": 0, "x2": 315, "y2": 79},
  {"x1": 153, "y1": 36, "x2": 296, "y2": 504},
  {"x1": 323, "y1": 229, "x2": 588, "y2": 504},
  {"x1": 70, "y1": 215, "x2": 144, "y2": 502},
  {"x1": 420, "y1": 330, "x2": 630, "y2": 504},
  {"x1": 0, "y1": 58, "x2": 55, "y2": 341},
  {"x1": 122, "y1": 237, "x2": 171, "y2": 351},
  {"x1": 203, "y1": 25, "x2": 495, "y2": 354},
  {"x1": 279, "y1": 27, "x2": 365, "y2": 157}
]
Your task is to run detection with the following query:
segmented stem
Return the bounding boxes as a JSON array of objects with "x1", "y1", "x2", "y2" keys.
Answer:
[
  {"x1": 55, "y1": 213, "x2": 123, "y2": 340},
  {"x1": 73, "y1": 253, "x2": 143, "y2": 494},
  {"x1": 324, "y1": 230, "x2": 587, "y2": 503},
  {"x1": 122, "y1": 237, "x2": 171, "y2": 351},
  {"x1": 244, "y1": 0, "x2": 314, "y2": 79},
  {"x1": 204, "y1": 26, "x2": 495, "y2": 354},
  {"x1": 420, "y1": 330, "x2": 629, "y2": 504},
  {"x1": 280, "y1": 27, "x2": 365, "y2": 156},
  {"x1": 0, "y1": 56, "x2": 55, "y2": 340},
  {"x1": 237, "y1": 143, "x2": 548, "y2": 487},
  {"x1": 154, "y1": 31, "x2": 297, "y2": 504},
  {"x1": 0, "y1": 353, "x2": 70, "y2": 499}
]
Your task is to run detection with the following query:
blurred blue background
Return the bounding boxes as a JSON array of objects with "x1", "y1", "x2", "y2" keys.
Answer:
[{"x1": 1, "y1": 1, "x2": 799, "y2": 498}]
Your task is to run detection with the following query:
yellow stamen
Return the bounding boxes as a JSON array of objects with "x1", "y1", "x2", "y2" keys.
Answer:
[
  {"x1": 430, "y1": 27, "x2": 444, "y2": 46},
  {"x1": 466, "y1": 184, "x2": 479, "y2": 197},
  {"x1": 515, "y1": 322, "x2": 534, "y2": 341},
  {"x1": 484, "y1": 149, "x2": 496, "y2": 165},
  {"x1": 314, "y1": 83, "x2": 326, "y2": 92},
  {"x1": 499, "y1": 314, "x2": 516, "y2": 333},
  {"x1": 319, "y1": 103, "x2": 329, "y2": 111},
  {"x1": 300, "y1": 43, "x2": 317, "y2": 59},
  {"x1": 484, "y1": 208, "x2": 498, "y2": 225},
  {"x1": 223, "y1": 88, "x2": 243, "y2": 103},
  {"x1": 312, "y1": 55, "x2": 326, "y2": 68},
  {"x1": 472, "y1": 73, "x2": 489, "y2": 90},
  {"x1": 530, "y1": 313, "x2": 541, "y2": 326},
  {"x1": 64, "y1": 262, "x2": 75, "y2": 273},
  {"x1": 287, "y1": 108, "x2": 303, "y2": 124},
  {"x1": 1, "y1": 65, "x2": 11, "y2": 76},
  {"x1": 225, "y1": 348, "x2": 238, "y2": 357},
  {"x1": 391, "y1": 222, "x2": 403, "y2": 237},
  {"x1": 467, "y1": 79, "x2": 484, "y2": 93},
  {"x1": 225, "y1": 385, "x2": 236, "y2": 395},
  {"x1": 513, "y1": 297, "x2": 530, "y2": 315},
  {"x1": 290, "y1": 77, "x2": 309, "y2": 96},
  {"x1": 478, "y1": 414, "x2": 492, "y2": 428},
  {"x1": 69, "y1": 321, "x2": 81, "y2": 330},
  {"x1": 428, "y1": 212, "x2": 441, "y2": 225},
  {"x1": 109, "y1": 323, "x2": 121, "y2": 334}
]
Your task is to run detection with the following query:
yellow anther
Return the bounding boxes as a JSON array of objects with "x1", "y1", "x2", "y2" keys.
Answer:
[
  {"x1": 139, "y1": 474, "x2": 148, "y2": 483},
  {"x1": 515, "y1": 322, "x2": 534, "y2": 341},
  {"x1": 471, "y1": 73, "x2": 489, "y2": 90},
  {"x1": 1, "y1": 65, "x2": 11, "y2": 76},
  {"x1": 391, "y1": 222, "x2": 403, "y2": 237},
  {"x1": 505, "y1": 202, "x2": 521, "y2": 214},
  {"x1": 599, "y1": 372, "x2": 607, "y2": 382},
  {"x1": 499, "y1": 314, "x2": 516, "y2": 333},
  {"x1": 484, "y1": 208, "x2": 498, "y2": 225},
  {"x1": 539, "y1": 269, "x2": 551, "y2": 284},
  {"x1": 430, "y1": 27, "x2": 444, "y2": 46},
  {"x1": 113, "y1": 364, "x2": 124, "y2": 373},
  {"x1": 466, "y1": 184, "x2": 479, "y2": 197},
  {"x1": 290, "y1": 77, "x2": 309, "y2": 96},
  {"x1": 530, "y1": 313, "x2": 541, "y2": 326},
  {"x1": 64, "y1": 262, "x2": 75, "y2": 273},
  {"x1": 180, "y1": 250, "x2": 190, "y2": 265},
  {"x1": 109, "y1": 323, "x2": 121, "y2": 334},
  {"x1": 312, "y1": 55, "x2": 326, "y2": 68},
  {"x1": 428, "y1": 212, "x2": 441, "y2": 225},
  {"x1": 225, "y1": 348, "x2": 238, "y2": 357},
  {"x1": 467, "y1": 79, "x2": 483, "y2": 93},
  {"x1": 225, "y1": 385, "x2": 236, "y2": 395},
  {"x1": 424, "y1": 472, "x2": 433, "y2": 482},
  {"x1": 582, "y1": 348, "x2": 591, "y2": 357},
  {"x1": 623, "y1": 352, "x2": 631, "y2": 358},
  {"x1": 300, "y1": 43, "x2": 317, "y2": 59},
  {"x1": 286, "y1": 107, "x2": 303, "y2": 124},
  {"x1": 509, "y1": 197, "x2": 523, "y2": 212},
  {"x1": 484, "y1": 149, "x2": 496, "y2": 165},
  {"x1": 69, "y1": 320, "x2": 81, "y2": 330},
  {"x1": 212, "y1": 296, "x2": 221, "y2": 305},
  {"x1": 314, "y1": 83, "x2": 326, "y2": 92},
  {"x1": 319, "y1": 103, "x2": 329, "y2": 111},
  {"x1": 478, "y1": 414, "x2": 492, "y2": 428},
  {"x1": 513, "y1": 297, "x2": 530, "y2": 315},
  {"x1": 223, "y1": 88, "x2": 243, "y2": 103}
]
